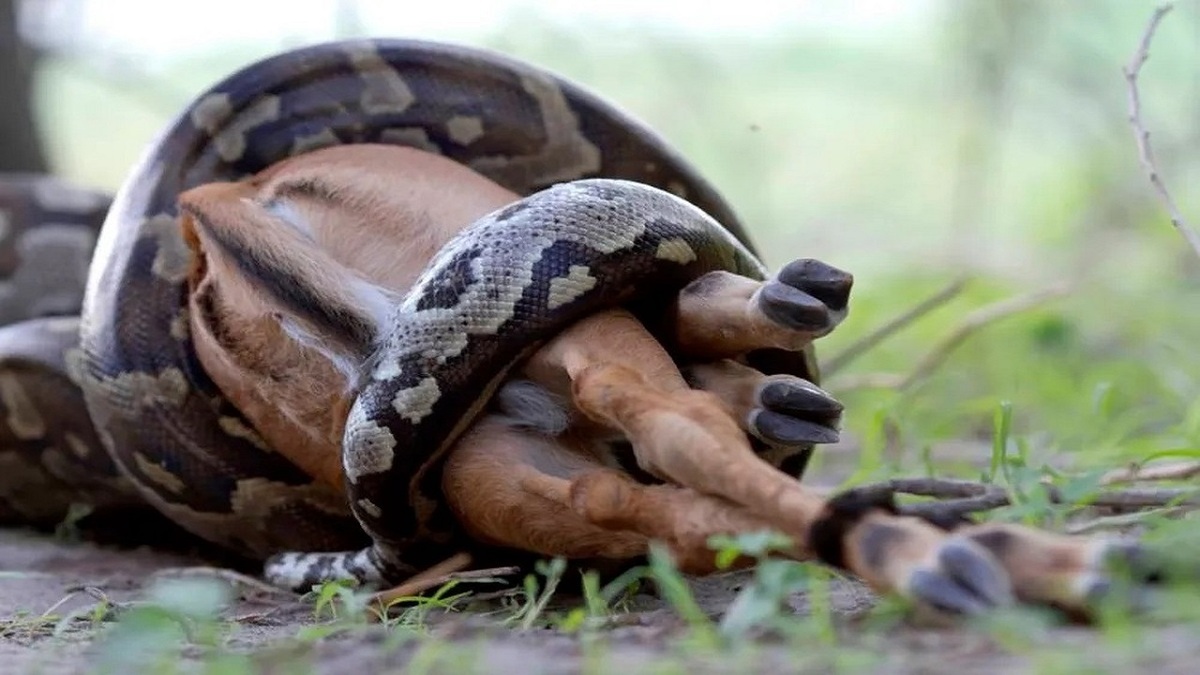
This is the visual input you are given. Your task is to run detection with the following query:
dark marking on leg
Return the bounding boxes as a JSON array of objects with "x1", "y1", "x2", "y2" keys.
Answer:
[
  {"x1": 857, "y1": 521, "x2": 907, "y2": 572},
  {"x1": 773, "y1": 444, "x2": 814, "y2": 480},
  {"x1": 678, "y1": 271, "x2": 731, "y2": 298},
  {"x1": 807, "y1": 487, "x2": 898, "y2": 570},
  {"x1": 967, "y1": 528, "x2": 1016, "y2": 557}
]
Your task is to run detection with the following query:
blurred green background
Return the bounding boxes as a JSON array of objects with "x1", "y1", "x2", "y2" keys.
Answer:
[{"x1": 11, "y1": 0, "x2": 1200, "y2": 482}]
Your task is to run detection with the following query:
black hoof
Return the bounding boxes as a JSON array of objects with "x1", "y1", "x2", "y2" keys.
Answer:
[
  {"x1": 748, "y1": 374, "x2": 844, "y2": 444},
  {"x1": 752, "y1": 410, "x2": 840, "y2": 445},
  {"x1": 750, "y1": 378, "x2": 843, "y2": 445},
  {"x1": 938, "y1": 537, "x2": 1013, "y2": 607},
  {"x1": 759, "y1": 378, "x2": 843, "y2": 416},
  {"x1": 908, "y1": 538, "x2": 1013, "y2": 615},
  {"x1": 757, "y1": 282, "x2": 831, "y2": 331},
  {"x1": 776, "y1": 258, "x2": 853, "y2": 312}
]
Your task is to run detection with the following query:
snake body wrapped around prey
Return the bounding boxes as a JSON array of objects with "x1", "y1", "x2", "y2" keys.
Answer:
[{"x1": 0, "y1": 39, "x2": 818, "y2": 588}]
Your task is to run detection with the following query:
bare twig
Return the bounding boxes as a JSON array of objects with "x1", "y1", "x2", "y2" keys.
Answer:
[
  {"x1": 1101, "y1": 459, "x2": 1200, "y2": 485},
  {"x1": 829, "y1": 285, "x2": 1070, "y2": 392},
  {"x1": 371, "y1": 552, "x2": 473, "y2": 610},
  {"x1": 881, "y1": 478, "x2": 1010, "y2": 517},
  {"x1": 428, "y1": 565, "x2": 521, "y2": 584},
  {"x1": 1058, "y1": 485, "x2": 1200, "y2": 509},
  {"x1": 823, "y1": 276, "x2": 969, "y2": 376},
  {"x1": 846, "y1": 476, "x2": 1200, "y2": 522},
  {"x1": 892, "y1": 285, "x2": 1071, "y2": 389},
  {"x1": 1065, "y1": 507, "x2": 1190, "y2": 535},
  {"x1": 1122, "y1": 3, "x2": 1200, "y2": 258},
  {"x1": 369, "y1": 552, "x2": 520, "y2": 614}
]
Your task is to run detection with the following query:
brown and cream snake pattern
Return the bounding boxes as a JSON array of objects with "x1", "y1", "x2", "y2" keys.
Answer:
[{"x1": 0, "y1": 39, "x2": 819, "y2": 589}]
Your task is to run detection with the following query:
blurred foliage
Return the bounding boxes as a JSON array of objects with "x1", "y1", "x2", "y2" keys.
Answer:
[{"x1": 21, "y1": 0, "x2": 1200, "y2": 480}]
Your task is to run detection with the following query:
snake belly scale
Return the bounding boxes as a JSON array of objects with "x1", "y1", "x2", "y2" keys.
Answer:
[{"x1": 0, "y1": 39, "x2": 817, "y2": 588}]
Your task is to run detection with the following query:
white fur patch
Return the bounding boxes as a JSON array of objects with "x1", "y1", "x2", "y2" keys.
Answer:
[
  {"x1": 345, "y1": 276, "x2": 396, "y2": 336},
  {"x1": 261, "y1": 198, "x2": 315, "y2": 241},
  {"x1": 495, "y1": 380, "x2": 570, "y2": 436},
  {"x1": 275, "y1": 272, "x2": 394, "y2": 382},
  {"x1": 278, "y1": 315, "x2": 360, "y2": 384}
]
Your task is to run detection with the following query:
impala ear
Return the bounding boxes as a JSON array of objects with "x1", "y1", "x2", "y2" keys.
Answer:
[{"x1": 179, "y1": 184, "x2": 396, "y2": 383}]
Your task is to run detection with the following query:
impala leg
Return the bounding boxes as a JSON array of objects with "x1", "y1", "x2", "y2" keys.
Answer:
[
  {"x1": 521, "y1": 309, "x2": 1168, "y2": 615},
  {"x1": 683, "y1": 359, "x2": 842, "y2": 450},
  {"x1": 670, "y1": 258, "x2": 853, "y2": 360},
  {"x1": 667, "y1": 258, "x2": 851, "y2": 479},
  {"x1": 440, "y1": 415, "x2": 788, "y2": 575},
  {"x1": 949, "y1": 522, "x2": 1152, "y2": 611},
  {"x1": 527, "y1": 308, "x2": 838, "y2": 531},
  {"x1": 442, "y1": 414, "x2": 1117, "y2": 607},
  {"x1": 677, "y1": 358, "x2": 842, "y2": 480}
]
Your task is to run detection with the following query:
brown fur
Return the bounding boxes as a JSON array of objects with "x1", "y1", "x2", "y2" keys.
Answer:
[
  {"x1": 179, "y1": 144, "x2": 1130, "y2": 615},
  {"x1": 179, "y1": 145, "x2": 519, "y2": 489}
]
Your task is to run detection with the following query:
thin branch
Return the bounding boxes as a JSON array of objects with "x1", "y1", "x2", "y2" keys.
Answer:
[
  {"x1": 846, "y1": 476, "x2": 1200, "y2": 522},
  {"x1": 1122, "y1": 3, "x2": 1200, "y2": 259},
  {"x1": 369, "y1": 552, "x2": 520, "y2": 614},
  {"x1": 823, "y1": 276, "x2": 969, "y2": 376},
  {"x1": 893, "y1": 285, "x2": 1071, "y2": 390},
  {"x1": 1101, "y1": 459, "x2": 1200, "y2": 485},
  {"x1": 371, "y1": 552, "x2": 473, "y2": 610},
  {"x1": 1065, "y1": 507, "x2": 1190, "y2": 535},
  {"x1": 829, "y1": 285, "x2": 1070, "y2": 392}
]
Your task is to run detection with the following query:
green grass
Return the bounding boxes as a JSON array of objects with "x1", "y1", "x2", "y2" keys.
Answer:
[{"x1": 45, "y1": 502, "x2": 1196, "y2": 674}]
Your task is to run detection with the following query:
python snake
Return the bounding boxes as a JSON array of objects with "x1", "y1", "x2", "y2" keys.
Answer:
[{"x1": 0, "y1": 39, "x2": 817, "y2": 589}]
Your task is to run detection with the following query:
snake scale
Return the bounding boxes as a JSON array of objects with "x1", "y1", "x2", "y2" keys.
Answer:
[{"x1": 0, "y1": 39, "x2": 818, "y2": 589}]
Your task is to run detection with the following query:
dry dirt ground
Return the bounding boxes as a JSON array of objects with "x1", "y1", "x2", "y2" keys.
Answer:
[{"x1": 3, "y1": 522, "x2": 1199, "y2": 675}]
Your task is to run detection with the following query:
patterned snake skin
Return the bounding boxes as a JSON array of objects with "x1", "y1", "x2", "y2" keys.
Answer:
[{"x1": 0, "y1": 39, "x2": 817, "y2": 589}]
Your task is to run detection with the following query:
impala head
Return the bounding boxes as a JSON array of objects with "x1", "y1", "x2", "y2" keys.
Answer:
[{"x1": 177, "y1": 144, "x2": 519, "y2": 487}]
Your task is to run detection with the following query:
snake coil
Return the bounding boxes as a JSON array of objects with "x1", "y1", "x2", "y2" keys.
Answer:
[{"x1": 0, "y1": 39, "x2": 811, "y2": 590}]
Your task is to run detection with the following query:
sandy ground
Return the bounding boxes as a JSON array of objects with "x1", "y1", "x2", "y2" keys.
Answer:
[
  {"x1": 4, "y1": 440, "x2": 1199, "y2": 674},
  {"x1": 4, "y1": 524, "x2": 1199, "y2": 675}
]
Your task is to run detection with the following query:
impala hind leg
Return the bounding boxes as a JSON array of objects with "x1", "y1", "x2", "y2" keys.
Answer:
[
  {"x1": 944, "y1": 522, "x2": 1153, "y2": 612},
  {"x1": 525, "y1": 308, "x2": 844, "y2": 528},
  {"x1": 441, "y1": 416, "x2": 786, "y2": 575}
]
